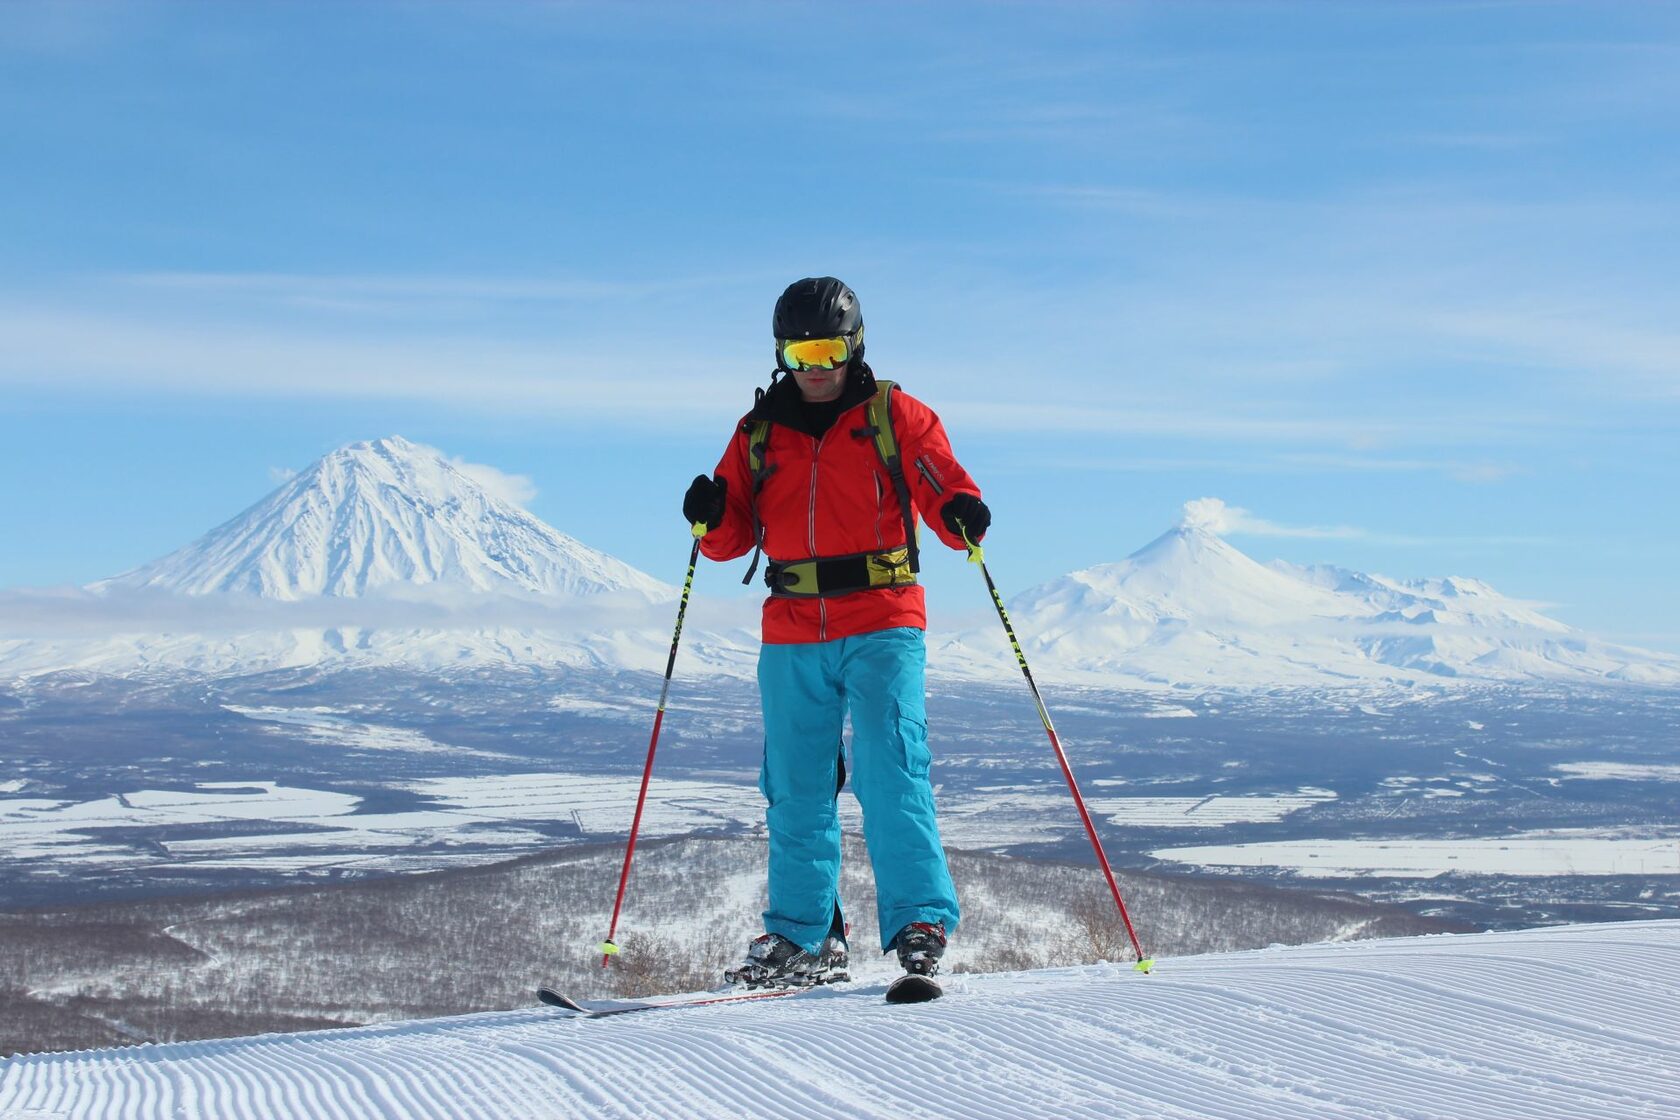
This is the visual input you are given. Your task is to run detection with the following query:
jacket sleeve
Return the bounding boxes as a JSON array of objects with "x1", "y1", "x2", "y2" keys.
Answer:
[
  {"x1": 894, "y1": 390, "x2": 982, "y2": 552},
  {"x1": 698, "y1": 421, "x2": 759, "y2": 562}
]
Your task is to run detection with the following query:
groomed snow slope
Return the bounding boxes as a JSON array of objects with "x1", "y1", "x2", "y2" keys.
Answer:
[{"x1": 5, "y1": 921, "x2": 1677, "y2": 1119}]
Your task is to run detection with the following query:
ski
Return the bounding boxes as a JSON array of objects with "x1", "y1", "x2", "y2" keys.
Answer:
[
  {"x1": 884, "y1": 973, "x2": 943, "y2": 1004},
  {"x1": 538, "y1": 972, "x2": 940, "y2": 1017},
  {"x1": 537, "y1": 984, "x2": 814, "y2": 1019}
]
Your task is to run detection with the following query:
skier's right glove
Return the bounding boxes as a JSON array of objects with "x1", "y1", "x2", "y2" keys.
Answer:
[
  {"x1": 683, "y1": 474, "x2": 728, "y2": 533},
  {"x1": 941, "y1": 492, "x2": 991, "y2": 543}
]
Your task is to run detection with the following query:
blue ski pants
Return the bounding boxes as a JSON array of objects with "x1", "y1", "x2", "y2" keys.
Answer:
[{"x1": 757, "y1": 625, "x2": 960, "y2": 954}]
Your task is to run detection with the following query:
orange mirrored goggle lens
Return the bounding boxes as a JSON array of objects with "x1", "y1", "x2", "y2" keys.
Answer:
[{"x1": 780, "y1": 336, "x2": 851, "y2": 371}]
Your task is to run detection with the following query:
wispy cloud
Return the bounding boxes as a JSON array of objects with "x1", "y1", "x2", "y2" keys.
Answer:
[
  {"x1": 996, "y1": 182, "x2": 1221, "y2": 219},
  {"x1": 1179, "y1": 498, "x2": 1365, "y2": 540},
  {"x1": 115, "y1": 271, "x2": 690, "y2": 316},
  {"x1": 10, "y1": 158, "x2": 1680, "y2": 449},
  {"x1": 450, "y1": 458, "x2": 536, "y2": 507},
  {"x1": 0, "y1": 302, "x2": 747, "y2": 423},
  {"x1": 943, "y1": 400, "x2": 1412, "y2": 443},
  {"x1": 3, "y1": 283, "x2": 1666, "y2": 451},
  {"x1": 1424, "y1": 308, "x2": 1680, "y2": 400},
  {"x1": 1014, "y1": 452, "x2": 1523, "y2": 483},
  {"x1": 0, "y1": 294, "x2": 1493, "y2": 444},
  {"x1": 1397, "y1": 130, "x2": 1549, "y2": 151},
  {"x1": 123, "y1": 271, "x2": 659, "y2": 299},
  {"x1": 1177, "y1": 498, "x2": 1553, "y2": 549},
  {"x1": 957, "y1": 177, "x2": 1680, "y2": 407},
  {"x1": 0, "y1": 584, "x2": 758, "y2": 642},
  {"x1": 1275, "y1": 454, "x2": 1523, "y2": 485}
]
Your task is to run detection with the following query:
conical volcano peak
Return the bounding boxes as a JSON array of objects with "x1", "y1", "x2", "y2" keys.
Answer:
[
  {"x1": 1121, "y1": 498, "x2": 1259, "y2": 563},
  {"x1": 96, "y1": 437, "x2": 670, "y2": 601},
  {"x1": 328, "y1": 435, "x2": 437, "y2": 467},
  {"x1": 304, "y1": 436, "x2": 480, "y2": 504},
  {"x1": 367, "y1": 435, "x2": 418, "y2": 452},
  {"x1": 1123, "y1": 503, "x2": 1267, "y2": 575},
  {"x1": 344, "y1": 435, "x2": 410, "y2": 453},
  {"x1": 1134, "y1": 521, "x2": 1233, "y2": 555}
]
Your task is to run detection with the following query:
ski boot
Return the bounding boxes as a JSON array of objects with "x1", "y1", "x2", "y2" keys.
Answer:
[
  {"x1": 891, "y1": 921, "x2": 947, "y2": 977},
  {"x1": 725, "y1": 932, "x2": 850, "y2": 989}
]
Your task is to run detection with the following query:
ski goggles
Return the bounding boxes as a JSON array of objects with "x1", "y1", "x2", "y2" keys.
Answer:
[{"x1": 778, "y1": 335, "x2": 852, "y2": 371}]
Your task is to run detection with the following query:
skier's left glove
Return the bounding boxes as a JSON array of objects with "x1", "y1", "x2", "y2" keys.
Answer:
[{"x1": 941, "y1": 493, "x2": 991, "y2": 542}]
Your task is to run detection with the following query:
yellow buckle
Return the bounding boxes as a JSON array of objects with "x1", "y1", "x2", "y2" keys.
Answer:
[
  {"x1": 866, "y1": 547, "x2": 914, "y2": 588},
  {"x1": 776, "y1": 560, "x2": 820, "y2": 595}
]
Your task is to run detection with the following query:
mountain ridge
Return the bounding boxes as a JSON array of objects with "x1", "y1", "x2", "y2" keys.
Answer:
[
  {"x1": 3, "y1": 444, "x2": 1676, "y2": 689},
  {"x1": 938, "y1": 513, "x2": 1680, "y2": 689}
]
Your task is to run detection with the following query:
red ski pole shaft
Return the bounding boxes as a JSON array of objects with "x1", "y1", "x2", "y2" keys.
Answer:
[
  {"x1": 961, "y1": 527, "x2": 1152, "y2": 971},
  {"x1": 600, "y1": 527, "x2": 705, "y2": 968}
]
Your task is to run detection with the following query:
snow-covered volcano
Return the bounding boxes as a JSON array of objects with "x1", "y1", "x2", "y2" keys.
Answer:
[
  {"x1": 96, "y1": 436, "x2": 670, "y2": 601},
  {"x1": 5, "y1": 473, "x2": 1676, "y2": 688},
  {"x1": 939, "y1": 502, "x2": 1680, "y2": 689},
  {"x1": 0, "y1": 438, "x2": 757, "y2": 679}
]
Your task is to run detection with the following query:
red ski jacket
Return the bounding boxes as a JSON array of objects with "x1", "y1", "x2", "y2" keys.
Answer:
[{"x1": 701, "y1": 371, "x2": 981, "y2": 644}]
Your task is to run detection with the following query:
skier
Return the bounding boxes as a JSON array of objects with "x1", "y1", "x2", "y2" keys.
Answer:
[{"x1": 683, "y1": 277, "x2": 990, "y2": 989}]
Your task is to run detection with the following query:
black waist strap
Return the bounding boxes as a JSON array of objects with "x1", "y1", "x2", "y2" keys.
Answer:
[{"x1": 765, "y1": 548, "x2": 917, "y2": 599}]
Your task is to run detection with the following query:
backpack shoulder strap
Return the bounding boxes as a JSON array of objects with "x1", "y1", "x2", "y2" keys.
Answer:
[
  {"x1": 746, "y1": 418, "x2": 774, "y2": 481},
  {"x1": 865, "y1": 380, "x2": 920, "y2": 574},
  {"x1": 741, "y1": 418, "x2": 775, "y2": 585}
]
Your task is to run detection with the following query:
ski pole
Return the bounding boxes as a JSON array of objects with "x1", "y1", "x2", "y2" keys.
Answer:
[
  {"x1": 959, "y1": 524, "x2": 1154, "y2": 973},
  {"x1": 598, "y1": 523, "x2": 707, "y2": 969}
]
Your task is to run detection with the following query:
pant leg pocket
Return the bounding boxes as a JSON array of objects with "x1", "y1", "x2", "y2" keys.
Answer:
[{"x1": 892, "y1": 699, "x2": 932, "y2": 780}]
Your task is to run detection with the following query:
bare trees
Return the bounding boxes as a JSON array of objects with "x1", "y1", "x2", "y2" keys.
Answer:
[{"x1": 2, "y1": 836, "x2": 1461, "y2": 1056}]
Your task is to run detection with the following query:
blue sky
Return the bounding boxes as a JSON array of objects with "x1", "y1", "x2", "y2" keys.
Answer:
[{"x1": 2, "y1": 1, "x2": 1677, "y2": 649}]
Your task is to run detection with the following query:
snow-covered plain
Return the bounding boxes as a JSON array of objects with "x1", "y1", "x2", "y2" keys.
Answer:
[
  {"x1": 0, "y1": 773, "x2": 768, "y2": 879},
  {"x1": 223, "y1": 705, "x2": 515, "y2": 758},
  {"x1": 1154, "y1": 834, "x2": 1680, "y2": 878},
  {"x1": 1555, "y1": 762, "x2": 1680, "y2": 782},
  {"x1": 0, "y1": 769, "x2": 1359, "y2": 883},
  {"x1": 1087, "y1": 787, "x2": 1337, "y2": 828},
  {"x1": 3, "y1": 920, "x2": 1675, "y2": 1119}
]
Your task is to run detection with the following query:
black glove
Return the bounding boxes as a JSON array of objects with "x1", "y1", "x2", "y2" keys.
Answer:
[
  {"x1": 683, "y1": 474, "x2": 727, "y2": 532},
  {"x1": 941, "y1": 493, "x2": 990, "y2": 542}
]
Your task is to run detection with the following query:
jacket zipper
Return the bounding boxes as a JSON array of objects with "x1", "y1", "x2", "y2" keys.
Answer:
[
  {"x1": 805, "y1": 403, "x2": 868, "y2": 643},
  {"x1": 810, "y1": 432, "x2": 826, "y2": 642},
  {"x1": 915, "y1": 456, "x2": 944, "y2": 496},
  {"x1": 873, "y1": 473, "x2": 885, "y2": 550}
]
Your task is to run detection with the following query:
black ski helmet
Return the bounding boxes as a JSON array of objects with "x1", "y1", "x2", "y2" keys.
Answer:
[{"x1": 773, "y1": 276, "x2": 864, "y2": 366}]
